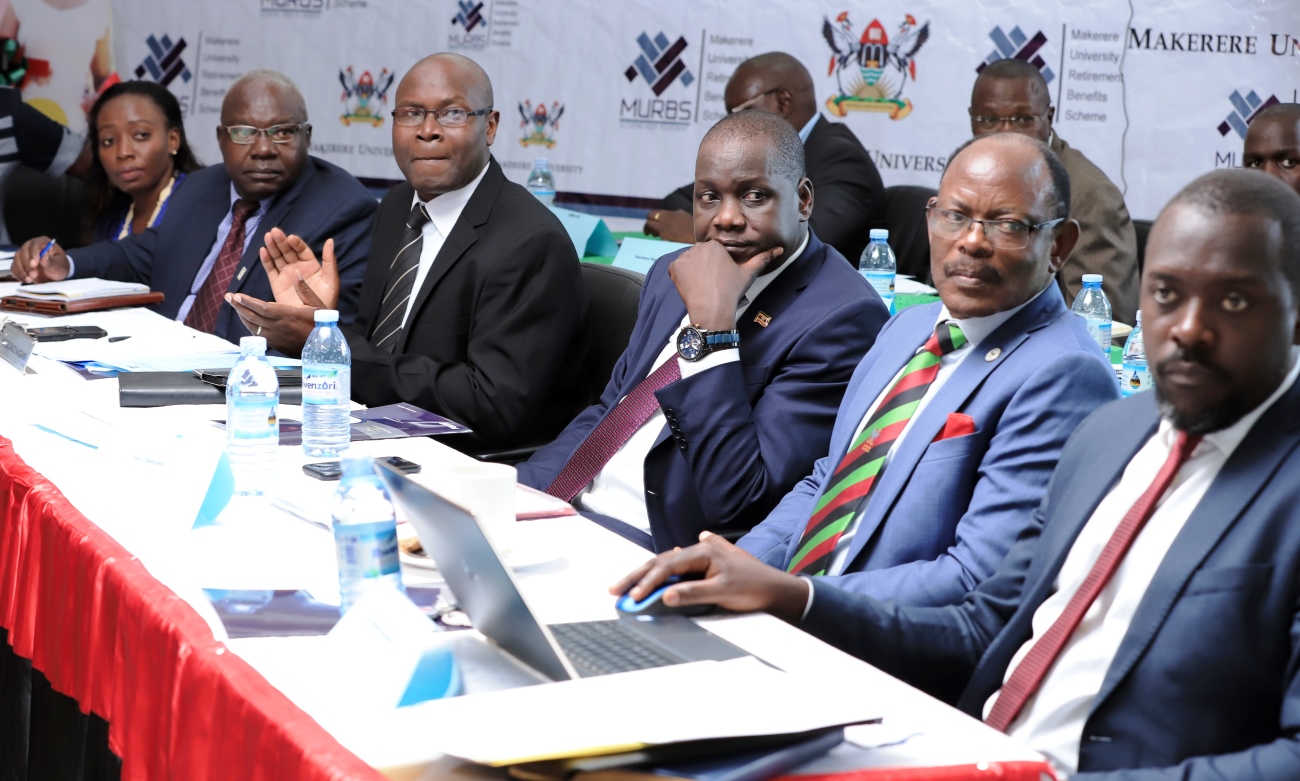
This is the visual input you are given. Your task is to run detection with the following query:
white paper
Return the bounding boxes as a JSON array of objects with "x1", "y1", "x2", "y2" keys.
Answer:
[
  {"x1": 895, "y1": 275, "x2": 939, "y2": 295},
  {"x1": 13, "y1": 278, "x2": 150, "y2": 300},
  {"x1": 325, "y1": 588, "x2": 445, "y2": 709}
]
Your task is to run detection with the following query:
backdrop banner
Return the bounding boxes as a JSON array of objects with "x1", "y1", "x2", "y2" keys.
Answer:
[{"x1": 73, "y1": 0, "x2": 1300, "y2": 218}]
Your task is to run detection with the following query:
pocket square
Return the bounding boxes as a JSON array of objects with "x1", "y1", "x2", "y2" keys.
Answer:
[{"x1": 933, "y1": 412, "x2": 977, "y2": 442}]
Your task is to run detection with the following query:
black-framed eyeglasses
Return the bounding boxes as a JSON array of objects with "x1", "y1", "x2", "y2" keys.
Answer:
[
  {"x1": 222, "y1": 123, "x2": 309, "y2": 145},
  {"x1": 729, "y1": 88, "x2": 780, "y2": 114},
  {"x1": 926, "y1": 204, "x2": 1065, "y2": 250},
  {"x1": 391, "y1": 106, "x2": 492, "y2": 127},
  {"x1": 968, "y1": 111, "x2": 1047, "y2": 130}
]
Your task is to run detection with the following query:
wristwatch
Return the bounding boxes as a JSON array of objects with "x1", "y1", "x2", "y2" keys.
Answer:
[{"x1": 676, "y1": 325, "x2": 740, "y2": 362}]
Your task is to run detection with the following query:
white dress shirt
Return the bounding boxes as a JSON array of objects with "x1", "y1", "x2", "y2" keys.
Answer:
[
  {"x1": 402, "y1": 162, "x2": 490, "y2": 327},
  {"x1": 798, "y1": 113, "x2": 820, "y2": 144},
  {"x1": 175, "y1": 185, "x2": 272, "y2": 323},
  {"x1": 987, "y1": 348, "x2": 1300, "y2": 777},
  {"x1": 577, "y1": 231, "x2": 809, "y2": 534}
]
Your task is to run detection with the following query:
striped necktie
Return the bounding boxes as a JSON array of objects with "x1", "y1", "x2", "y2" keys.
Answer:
[
  {"x1": 371, "y1": 202, "x2": 432, "y2": 353},
  {"x1": 787, "y1": 322, "x2": 968, "y2": 576}
]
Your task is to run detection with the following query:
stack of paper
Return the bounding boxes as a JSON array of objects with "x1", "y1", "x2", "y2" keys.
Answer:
[
  {"x1": 0, "y1": 249, "x2": 14, "y2": 280},
  {"x1": 13, "y1": 278, "x2": 150, "y2": 300}
]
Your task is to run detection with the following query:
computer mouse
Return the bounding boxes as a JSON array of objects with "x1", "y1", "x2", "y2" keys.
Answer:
[{"x1": 615, "y1": 573, "x2": 715, "y2": 617}]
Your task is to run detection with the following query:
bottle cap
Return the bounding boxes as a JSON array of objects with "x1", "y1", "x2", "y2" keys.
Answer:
[
  {"x1": 314, "y1": 309, "x2": 340, "y2": 323},
  {"x1": 535, "y1": 157, "x2": 549, "y2": 167},
  {"x1": 239, "y1": 335, "x2": 267, "y2": 353},
  {"x1": 1082, "y1": 273, "x2": 1103, "y2": 285},
  {"x1": 869, "y1": 229, "x2": 889, "y2": 241}
]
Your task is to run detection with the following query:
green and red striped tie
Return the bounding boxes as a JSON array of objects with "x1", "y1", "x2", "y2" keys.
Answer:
[{"x1": 787, "y1": 322, "x2": 968, "y2": 576}]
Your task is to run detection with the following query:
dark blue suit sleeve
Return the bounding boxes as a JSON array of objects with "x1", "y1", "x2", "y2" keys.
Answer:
[
  {"x1": 68, "y1": 225, "x2": 161, "y2": 284},
  {"x1": 308, "y1": 192, "x2": 375, "y2": 326}
]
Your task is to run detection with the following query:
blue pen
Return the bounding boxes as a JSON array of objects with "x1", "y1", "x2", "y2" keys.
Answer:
[{"x1": 38, "y1": 238, "x2": 56, "y2": 260}]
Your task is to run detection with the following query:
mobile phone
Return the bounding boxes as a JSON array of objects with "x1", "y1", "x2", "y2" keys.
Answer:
[
  {"x1": 302, "y1": 456, "x2": 421, "y2": 481},
  {"x1": 26, "y1": 325, "x2": 108, "y2": 342}
]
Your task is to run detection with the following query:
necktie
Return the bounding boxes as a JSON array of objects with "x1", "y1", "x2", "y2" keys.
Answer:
[
  {"x1": 371, "y1": 202, "x2": 432, "y2": 353},
  {"x1": 984, "y1": 429, "x2": 1204, "y2": 733},
  {"x1": 186, "y1": 198, "x2": 259, "y2": 334},
  {"x1": 546, "y1": 357, "x2": 682, "y2": 502},
  {"x1": 787, "y1": 322, "x2": 968, "y2": 576}
]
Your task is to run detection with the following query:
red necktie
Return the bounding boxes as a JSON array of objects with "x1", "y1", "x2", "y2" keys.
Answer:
[
  {"x1": 545, "y1": 357, "x2": 682, "y2": 502},
  {"x1": 186, "y1": 198, "x2": 260, "y2": 334},
  {"x1": 984, "y1": 429, "x2": 1203, "y2": 732}
]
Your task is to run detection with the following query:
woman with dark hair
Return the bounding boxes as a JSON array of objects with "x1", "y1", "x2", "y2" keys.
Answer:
[{"x1": 84, "y1": 80, "x2": 200, "y2": 242}]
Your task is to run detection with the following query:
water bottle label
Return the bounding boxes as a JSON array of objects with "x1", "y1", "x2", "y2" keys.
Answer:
[
  {"x1": 303, "y1": 367, "x2": 343, "y2": 405},
  {"x1": 1120, "y1": 363, "x2": 1152, "y2": 396},
  {"x1": 1084, "y1": 319, "x2": 1111, "y2": 355},
  {"x1": 334, "y1": 524, "x2": 400, "y2": 581},
  {"x1": 229, "y1": 398, "x2": 277, "y2": 440},
  {"x1": 862, "y1": 270, "x2": 895, "y2": 307}
]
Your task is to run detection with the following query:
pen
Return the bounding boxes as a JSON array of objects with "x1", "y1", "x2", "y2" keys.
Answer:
[
  {"x1": 38, "y1": 238, "x2": 56, "y2": 260},
  {"x1": 108, "y1": 336, "x2": 130, "y2": 343}
]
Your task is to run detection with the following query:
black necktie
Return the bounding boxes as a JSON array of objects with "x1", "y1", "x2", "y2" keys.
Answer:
[{"x1": 371, "y1": 202, "x2": 432, "y2": 353}]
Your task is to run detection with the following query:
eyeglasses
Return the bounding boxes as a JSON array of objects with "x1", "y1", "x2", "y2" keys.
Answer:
[
  {"x1": 222, "y1": 123, "x2": 309, "y2": 145},
  {"x1": 926, "y1": 205, "x2": 1065, "y2": 250},
  {"x1": 968, "y1": 111, "x2": 1047, "y2": 130},
  {"x1": 729, "y1": 88, "x2": 780, "y2": 114},
  {"x1": 391, "y1": 106, "x2": 493, "y2": 127}
]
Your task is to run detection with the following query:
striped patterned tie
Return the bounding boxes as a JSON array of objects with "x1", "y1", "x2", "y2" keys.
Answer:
[
  {"x1": 371, "y1": 202, "x2": 432, "y2": 353},
  {"x1": 787, "y1": 322, "x2": 968, "y2": 576}
]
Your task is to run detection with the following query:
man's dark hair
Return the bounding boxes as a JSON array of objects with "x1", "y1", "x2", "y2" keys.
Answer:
[
  {"x1": 975, "y1": 58, "x2": 1050, "y2": 96},
  {"x1": 1162, "y1": 168, "x2": 1300, "y2": 297},
  {"x1": 941, "y1": 134, "x2": 1070, "y2": 220},
  {"x1": 1248, "y1": 101, "x2": 1300, "y2": 127},
  {"x1": 700, "y1": 110, "x2": 805, "y2": 185}
]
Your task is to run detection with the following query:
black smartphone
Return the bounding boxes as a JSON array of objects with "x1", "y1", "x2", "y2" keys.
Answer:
[
  {"x1": 26, "y1": 325, "x2": 108, "y2": 342},
  {"x1": 302, "y1": 456, "x2": 421, "y2": 481}
]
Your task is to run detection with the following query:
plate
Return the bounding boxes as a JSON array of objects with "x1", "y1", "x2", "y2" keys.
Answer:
[{"x1": 396, "y1": 522, "x2": 561, "y2": 571}]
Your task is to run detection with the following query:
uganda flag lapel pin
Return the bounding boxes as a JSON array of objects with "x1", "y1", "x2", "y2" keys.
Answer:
[{"x1": 754, "y1": 311, "x2": 772, "y2": 327}]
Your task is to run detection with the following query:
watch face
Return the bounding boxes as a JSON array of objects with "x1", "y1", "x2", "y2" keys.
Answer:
[{"x1": 677, "y1": 327, "x2": 705, "y2": 361}]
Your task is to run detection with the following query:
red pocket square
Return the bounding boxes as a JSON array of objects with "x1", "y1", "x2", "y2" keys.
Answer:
[{"x1": 933, "y1": 412, "x2": 977, "y2": 442}]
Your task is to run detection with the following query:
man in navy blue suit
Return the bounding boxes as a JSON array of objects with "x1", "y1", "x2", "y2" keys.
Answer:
[
  {"x1": 733, "y1": 132, "x2": 1118, "y2": 607},
  {"x1": 12, "y1": 70, "x2": 376, "y2": 345},
  {"x1": 617, "y1": 168, "x2": 1300, "y2": 779},
  {"x1": 517, "y1": 110, "x2": 889, "y2": 552}
]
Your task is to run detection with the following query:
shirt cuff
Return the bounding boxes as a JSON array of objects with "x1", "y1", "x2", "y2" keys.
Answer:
[
  {"x1": 65, "y1": 255, "x2": 76, "y2": 277},
  {"x1": 678, "y1": 348, "x2": 740, "y2": 379},
  {"x1": 798, "y1": 575, "x2": 815, "y2": 621}
]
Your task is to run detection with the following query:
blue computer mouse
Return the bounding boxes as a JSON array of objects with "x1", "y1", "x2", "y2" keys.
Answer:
[{"x1": 616, "y1": 573, "x2": 714, "y2": 617}]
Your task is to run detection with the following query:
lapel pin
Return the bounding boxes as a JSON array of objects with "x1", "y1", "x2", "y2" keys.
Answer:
[
  {"x1": 754, "y1": 311, "x2": 772, "y2": 327},
  {"x1": 236, "y1": 266, "x2": 248, "y2": 282},
  {"x1": 985, "y1": 347, "x2": 1001, "y2": 362}
]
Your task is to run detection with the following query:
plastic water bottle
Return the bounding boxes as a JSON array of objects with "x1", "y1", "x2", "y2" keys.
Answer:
[
  {"x1": 526, "y1": 158, "x2": 556, "y2": 206},
  {"x1": 1120, "y1": 310, "x2": 1150, "y2": 396},
  {"x1": 1071, "y1": 274, "x2": 1112, "y2": 357},
  {"x1": 332, "y1": 456, "x2": 404, "y2": 612},
  {"x1": 859, "y1": 228, "x2": 896, "y2": 314},
  {"x1": 301, "y1": 309, "x2": 352, "y2": 458},
  {"x1": 226, "y1": 336, "x2": 279, "y2": 496}
]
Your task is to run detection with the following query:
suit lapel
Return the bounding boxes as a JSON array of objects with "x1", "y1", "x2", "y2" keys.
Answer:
[{"x1": 228, "y1": 161, "x2": 315, "y2": 297}]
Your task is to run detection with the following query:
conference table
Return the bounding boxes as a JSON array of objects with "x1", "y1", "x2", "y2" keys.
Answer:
[{"x1": 0, "y1": 297, "x2": 1056, "y2": 781}]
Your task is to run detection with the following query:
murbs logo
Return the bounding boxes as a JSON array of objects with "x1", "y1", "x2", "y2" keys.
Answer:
[
  {"x1": 822, "y1": 12, "x2": 929, "y2": 120},
  {"x1": 134, "y1": 34, "x2": 191, "y2": 87},
  {"x1": 620, "y1": 32, "x2": 695, "y2": 127},
  {"x1": 339, "y1": 67, "x2": 394, "y2": 127},
  {"x1": 519, "y1": 100, "x2": 564, "y2": 148},
  {"x1": 449, "y1": 0, "x2": 488, "y2": 49},
  {"x1": 452, "y1": 0, "x2": 485, "y2": 32},
  {"x1": 1218, "y1": 88, "x2": 1279, "y2": 139},
  {"x1": 978, "y1": 25, "x2": 1055, "y2": 83}
]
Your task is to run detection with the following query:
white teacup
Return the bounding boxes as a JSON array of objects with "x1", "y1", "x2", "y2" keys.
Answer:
[{"x1": 437, "y1": 462, "x2": 517, "y2": 554}]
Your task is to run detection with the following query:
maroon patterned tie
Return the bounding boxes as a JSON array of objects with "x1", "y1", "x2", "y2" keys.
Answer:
[
  {"x1": 545, "y1": 357, "x2": 682, "y2": 501},
  {"x1": 186, "y1": 198, "x2": 260, "y2": 334},
  {"x1": 984, "y1": 429, "x2": 1203, "y2": 732}
]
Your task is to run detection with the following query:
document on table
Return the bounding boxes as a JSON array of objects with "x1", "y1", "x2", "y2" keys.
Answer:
[
  {"x1": 12, "y1": 278, "x2": 151, "y2": 300},
  {"x1": 98, "y1": 351, "x2": 301, "y2": 373}
]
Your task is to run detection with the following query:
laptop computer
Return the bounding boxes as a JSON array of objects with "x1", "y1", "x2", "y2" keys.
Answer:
[{"x1": 375, "y1": 462, "x2": 751, "y2": 681}]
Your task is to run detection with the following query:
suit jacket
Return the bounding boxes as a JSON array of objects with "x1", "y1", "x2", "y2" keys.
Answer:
[
  {"x1": 343, "y1": 158, "x2": 588, "y2": 453},
  {"x1": 739, "y1": 289, "x2": 1119, "y2": 606},
  {"x1": 804, "y1": 385, "x2": 1300, "y2": 779},
  {"x1": 517, "y1": 231, "x2": 889, "y2": 552},
  {"x1": 661, "y1": 116, "x2": 883, "y2": 264},
  {"x1": 1052, "y1": 133, "x2": 1140, "y2": 325},
  {"x1": 67, "y1": 157, "x2": 376, "y2": 344}
]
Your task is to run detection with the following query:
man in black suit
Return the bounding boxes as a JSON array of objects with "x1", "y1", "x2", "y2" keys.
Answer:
[
  {"x1": 646, "y1": 52, "x2": 883, "y2": 265},
  {"x1": 1245, "y1": 102, "x2": 1300, "y2": 196},
  {"x1": 12, "y1": 70, "x2": 376, "y2": 345},
  {"x1": 229, "y1": 53, "x2": 587, "y2": 452}
]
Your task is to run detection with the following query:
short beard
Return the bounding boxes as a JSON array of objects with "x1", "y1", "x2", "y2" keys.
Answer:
[{"x1": 1154, "y1": 387, "x2": 1250, "y2": 435}]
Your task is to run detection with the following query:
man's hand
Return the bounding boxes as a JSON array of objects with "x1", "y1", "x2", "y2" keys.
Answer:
[
  {"x1": 644, "y1": 209, "x2": 695, "y2": 243},
  {"x1": 609, "y1": 532, "x2": 810, "y2": 624},
  {"x1": 668, "y1": 240, "x2": 783, "y2": 331},
  {"x1": 260, "y1": 228, "x2": 341, "y2": 309},
  {"x1": 225, "y1": 292, "x2": 317, "y2": 357},
  {"x1": 12, "y1": 236, "x2": 70, "y2": 283}
]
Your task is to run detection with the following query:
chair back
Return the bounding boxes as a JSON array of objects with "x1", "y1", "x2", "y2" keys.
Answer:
[
  {"x1": 876, "y1": 185, "x2": 937, "y2": 284},
  {"x1": 1133, "y1": 218, "x2": 1153, "y2": 277},
  {"x1": 581, "y1": 262, "x2": 645, "y2": 406}
]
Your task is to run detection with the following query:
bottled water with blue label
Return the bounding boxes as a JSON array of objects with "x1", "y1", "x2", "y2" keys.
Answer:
[
  {"x1": 526, "y1": 158, "x2": 556, "y2": 207},
  {"x1": 859, "y1": 228, "x2": 896, "y2": 314},
  {"x1": 1071, "y1": 273, "x2": 1112, "y2": 357},
  {"x1": 301, "y1": 309, "x2": 351, "y2": 458},
  {"x1": 226, "y1": 336, "x2": 280, "y2": 496},
  {"x1": 332, "y1": 456, "x2": 404, "y2": 612},
  {"x1": 1120, "y1": 309, "x2": 1150, "y2": 396}
]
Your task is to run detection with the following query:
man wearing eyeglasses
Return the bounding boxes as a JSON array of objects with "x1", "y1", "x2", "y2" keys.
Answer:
[
  {"x1": 687, "y1": 131, "x2": 1118, "y2": 608},
  {"x1": 969, "y1": 58, "x2": 1139, "y2": 325},
  {"x1": 12, "y1": 70, "x2": 377, "y2": 345},
  {"x1": 224, "y1": 53, "x2": 587, "y2": 453}
]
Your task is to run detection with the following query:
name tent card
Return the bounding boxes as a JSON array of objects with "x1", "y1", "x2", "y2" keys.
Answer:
[
  {"x1": 549, "y1": 206, "x2": 619, "y2": 257},
  {"x1": 612, "y1": 237, "x2": 690, "y2": 275},
  {"x1": 0, "y1": 321, "x2": 34, "y2": 373}
]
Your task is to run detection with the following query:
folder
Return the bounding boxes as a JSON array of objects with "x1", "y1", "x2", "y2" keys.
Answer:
[
  {"x1": 119, "y1": 369, "x2": 303, "y2": 407},
  {"x1": 0, "y1": 290, "x2": 164, "y2": 314}
]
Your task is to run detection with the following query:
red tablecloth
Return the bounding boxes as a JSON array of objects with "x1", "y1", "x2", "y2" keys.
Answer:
[{"x1": 0, "y1": 435, "x2": 384, "y2": 781}]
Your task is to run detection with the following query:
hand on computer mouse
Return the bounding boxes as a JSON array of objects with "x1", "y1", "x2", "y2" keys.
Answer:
[
  {"x1": 609, "y1": 532, "x2": 811, "y2": 624},
  {"x1": 615, "y1": 572, "x2": 713, "y2": 617}
]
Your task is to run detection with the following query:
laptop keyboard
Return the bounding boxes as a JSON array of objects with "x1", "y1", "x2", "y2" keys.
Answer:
[{"x1": 550, "y1": 620, "x2": 682, "y2": 677}]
